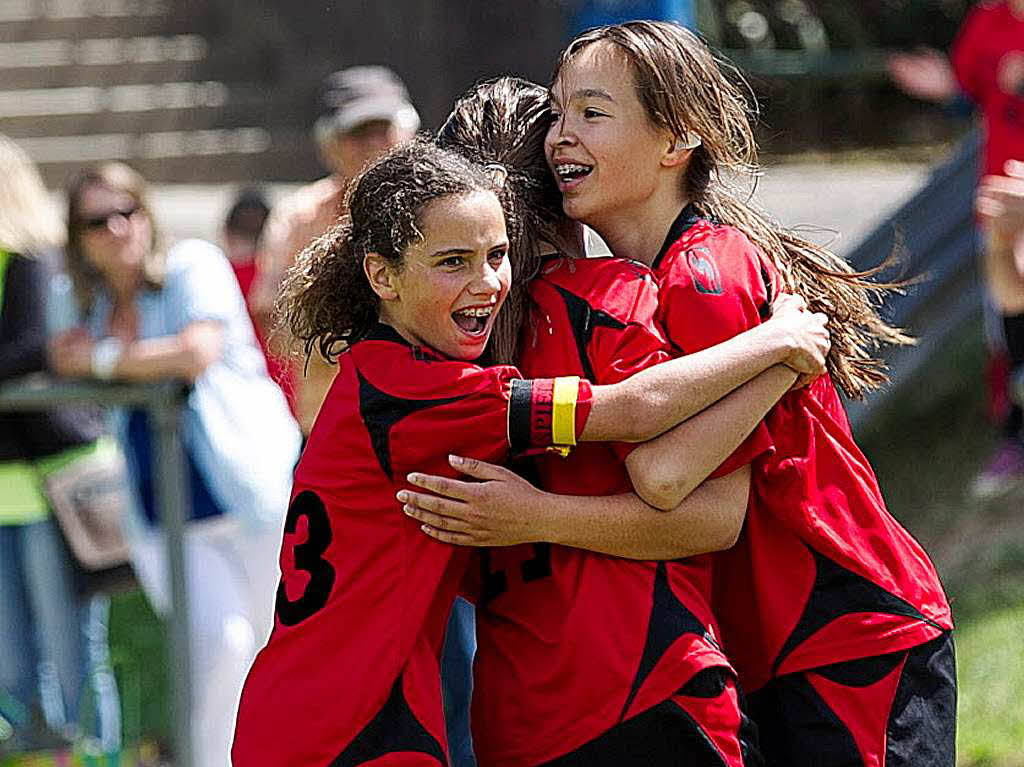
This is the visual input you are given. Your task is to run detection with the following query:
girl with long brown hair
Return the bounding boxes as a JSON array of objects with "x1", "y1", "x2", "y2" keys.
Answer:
[{"x1": 407, "y1": 22, "x2": 955, "y2": 766}]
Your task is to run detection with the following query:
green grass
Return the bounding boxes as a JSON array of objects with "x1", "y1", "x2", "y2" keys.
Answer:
[
  {"x1": 108, "y1": 590, "x2": 169, "y2": 752},
  {"x1": 956, "y1": 605, "x2": 1024, "y2": 767}
]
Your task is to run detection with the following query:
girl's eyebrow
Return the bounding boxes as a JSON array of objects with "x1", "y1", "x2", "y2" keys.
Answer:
[
  {"x1": 429, "y1": 247, "x2": 473, "y2": 259},
  {"x1": 572, "y1": 88, "x2": 615, "y2": 103}
]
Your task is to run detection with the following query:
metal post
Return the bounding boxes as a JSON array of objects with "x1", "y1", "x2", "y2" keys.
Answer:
[
  {"x1": 151, "y1": 383, "x2": 194, "y2": 767},
  {"x1": 0, "y1": 377, "x2": 197, "y2": 766}
]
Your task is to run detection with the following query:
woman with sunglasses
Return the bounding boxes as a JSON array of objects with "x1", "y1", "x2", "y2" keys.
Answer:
[{"x1": 50, "y1": 163, "x2": 301, "y2": 767}]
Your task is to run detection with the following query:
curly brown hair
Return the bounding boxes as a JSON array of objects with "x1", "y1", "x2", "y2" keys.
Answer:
[
  {"x1": 557, "y1": 21, "x2": 912, "y2": 399},
  {"x1": 437, "y1": 76, "x2": 574, "y2": 364},
  {"x1": 276, "y1": 138, "x2": 505, "y2": 363}
]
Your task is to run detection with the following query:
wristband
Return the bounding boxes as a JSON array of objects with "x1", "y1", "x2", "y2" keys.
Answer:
[
  {"x1": 90, "y1": 337, "x2": 123, "y2": 380},
  {"x1": 551, "y1": 376, "x2": 581, "y2": 447},
  {"x1": 507, "y1": 376, "x2": 592, "y2": 457}
]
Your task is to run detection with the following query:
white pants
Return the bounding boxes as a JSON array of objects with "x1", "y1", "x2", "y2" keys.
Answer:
[{"x1": 128, "y1": 516, "x2": 280, "y2": 767}]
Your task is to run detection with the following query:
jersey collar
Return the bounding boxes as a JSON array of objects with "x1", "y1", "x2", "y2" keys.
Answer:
[
  {"x1": 364, "y1": 322, "x2": 412, "y2": 346},
  {"x1": 652, "y1": 203, "x2": 702, "y2": 271},
  {"x1": 362, "y1": 322, "x2": 452, "y2": 362}
]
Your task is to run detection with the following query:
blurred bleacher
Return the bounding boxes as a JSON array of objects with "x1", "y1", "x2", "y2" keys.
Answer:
[{"x1": 0, "y1": 0, "x2": 316, "y2": 184}]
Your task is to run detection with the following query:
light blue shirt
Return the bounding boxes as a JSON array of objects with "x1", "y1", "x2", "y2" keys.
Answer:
[{"x1": 84, "y1": 239, "x2": 300, "y2": 530}]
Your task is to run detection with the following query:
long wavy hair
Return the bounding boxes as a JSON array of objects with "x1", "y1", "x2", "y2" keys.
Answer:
[{"x1": 557, "y1": 21, "x2": 911, "y2": 398}]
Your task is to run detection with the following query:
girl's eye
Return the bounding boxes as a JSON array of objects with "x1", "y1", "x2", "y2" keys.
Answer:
[
  {"x1": 487, "y1": 249, "x2": 507, "y2": 266},
  {"x1": 546, "y1": 111, "x2": 562, "y2": 125},
  {"x1": 583, "y1": 108, "x2": 605, "y2": 119},
  {"x1": 440, "y1": 256, "x2": 464, "y2": 268}
]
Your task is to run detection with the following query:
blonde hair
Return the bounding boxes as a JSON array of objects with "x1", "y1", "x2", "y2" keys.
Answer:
[
  {"x1": 557, "y1": 21, "x2": 911, "y2": 398},
  {"x1": 0, "y1": 134, "x2": 64, "y2": 255},
  {"x1": 64, "y1": 162, "x2": 164, "y2": 315}
]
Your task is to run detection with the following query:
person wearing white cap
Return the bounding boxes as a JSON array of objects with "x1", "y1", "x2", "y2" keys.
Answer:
[{"x1": 249, "y1": 65, "x2": 421, "y2": 435}]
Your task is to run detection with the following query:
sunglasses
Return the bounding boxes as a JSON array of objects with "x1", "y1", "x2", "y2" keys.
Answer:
[{"x1": 79, "y1": 204, "x2": 141, "y2": 232}]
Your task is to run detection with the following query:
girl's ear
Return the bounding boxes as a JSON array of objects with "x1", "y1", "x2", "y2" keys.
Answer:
[
  {"x1": 364, "y1": 253, "x2": 399, "y2": 301},
  {"x1": 662, "y1": 132, "x2": 701, "y2": 168}
]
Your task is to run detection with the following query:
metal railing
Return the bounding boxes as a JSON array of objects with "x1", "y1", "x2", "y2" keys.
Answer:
[
  {"x1": 0, "y1": 375, "x2": 195, "y2": 767},
  {"x1": 843, "y1": 130, "x2": 982, "y2": 431}
]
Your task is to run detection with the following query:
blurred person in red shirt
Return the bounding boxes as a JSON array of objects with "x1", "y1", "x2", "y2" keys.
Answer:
[{"x1": 890, "y1": 0, "x2": 1024, "y2": 497}]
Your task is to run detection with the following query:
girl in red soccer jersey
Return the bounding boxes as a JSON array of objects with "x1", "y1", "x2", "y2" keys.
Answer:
[
  {"x1": 231, "y1": 139, "x2": 828, "y2": 766},
  {"x1": 406, "y1": 24, "x2": 956, "y2": 767}
]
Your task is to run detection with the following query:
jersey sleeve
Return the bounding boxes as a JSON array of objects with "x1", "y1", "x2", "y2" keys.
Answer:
[
  {"x1": 357, "y1": 349, "x2": 594, "y2": 469},
  {"x1": 656, "y1": 232, "x2": 775, "y2": 476},
  {"x1": 587, "y1": 274, "x2": 673, "y2": 461}
]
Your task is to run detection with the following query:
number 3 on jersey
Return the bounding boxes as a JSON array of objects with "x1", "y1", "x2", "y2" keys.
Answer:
[{"x1": 276, "y1": 490, "x2": 335, "y2": 626}]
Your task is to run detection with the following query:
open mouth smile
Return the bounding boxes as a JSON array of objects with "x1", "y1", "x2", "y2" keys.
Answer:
[{"x1": 451, "y1": 305, "x2": 495, "y2": 336}]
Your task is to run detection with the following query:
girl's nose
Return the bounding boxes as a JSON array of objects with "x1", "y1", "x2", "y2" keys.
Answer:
[{"x1": 471, "y1": 264, "x2": 502, "y2": 295}]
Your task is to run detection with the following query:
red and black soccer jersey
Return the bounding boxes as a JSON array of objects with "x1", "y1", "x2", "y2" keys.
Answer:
[
  {"x1": 951, "y1": 2, "x2": 1024, "y2": 179},
  {"x1": 232, "y1": 323, "x2": 591, "y2": 767},
  {"x1": 652, "y1": 205, "x2": 953, "y2": 695},
  {"x1": 470, "y1": 257, "x2": 740, "y2": 767}
]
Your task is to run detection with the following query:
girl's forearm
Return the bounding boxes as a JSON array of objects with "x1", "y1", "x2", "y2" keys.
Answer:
[
  {"x1": 582, "y1": 321, "x2": 791, "y2": 443},
  {"x1": 984, "y1": 230, "x2": 1024, "y2": 314},
  {"x1": 113, "y1": 322, "x2": 223, "y2": 382},
  {"x1": 626, "y1": 364, "x2": 795, "y2": 510},
  {"x1": 534, "y1": 467, "x2": 751, "y2": 560}
]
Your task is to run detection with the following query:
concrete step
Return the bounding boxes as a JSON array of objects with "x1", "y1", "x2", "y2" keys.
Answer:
[
  {"x1": 0, "y1": 82, "x2": 306, "y2": 136},
  {"x1": 0, "y1": 32, "x2": 205, "y2": 67},
  {"x1": 0, "y1": 80, "x2": 229, "y2": 117},
  {"x1": 0, "y1": 0, "x2": 179, "y2": 40},
  {"x1": 0, "y1": 0, "x2": 168, "y2": 21},
  {"x1": 0, "y1": 58, "x2": 203, "y2": 88},
  {"x1": 24, "y1": 126, "x2": 318, "y2": 184}
]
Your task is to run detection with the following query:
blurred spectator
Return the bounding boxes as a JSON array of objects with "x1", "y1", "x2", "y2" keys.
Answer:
[
  {"x1": 220, "y1": 187, "x2": 295, "y2": 413},
  {"x1": 50, "y1": 162, "x2": 301, "y2": 767},
  {"x1": 889, "y1": 0, "x2": 1024, "y2": 497},
  {"x1": 0, "y1": 135, "x2": 121, "y2": 758},
  {"x1": 248, "y1": 65, "x2": 420, "y2": 435},
  {"x1": 978, "y1": 158, "x2": 1024, "y2": 411}
]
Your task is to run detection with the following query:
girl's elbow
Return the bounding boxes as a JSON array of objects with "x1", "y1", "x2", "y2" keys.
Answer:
[
  {"x1": 714, "y1": 521, "x2": 742, "y2": 552},
  {"x1": 635, "y1": 472, "x2": 689, "y2": 511}
]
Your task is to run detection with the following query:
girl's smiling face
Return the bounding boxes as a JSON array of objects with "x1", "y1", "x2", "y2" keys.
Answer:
[
  {"x1": 545, "y1": 42, "x2": 675, "y2": 231},
  {"x1": 370, "y1": 190, "x2": 511, "y2": 360}
]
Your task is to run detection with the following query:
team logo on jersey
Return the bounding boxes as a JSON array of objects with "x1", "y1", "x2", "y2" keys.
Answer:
[{"x1": 686, "y1": 247, "x2": 723, "y2": 295}]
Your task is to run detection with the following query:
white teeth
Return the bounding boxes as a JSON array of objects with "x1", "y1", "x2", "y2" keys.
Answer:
[{"x1": 454, "y1": 307, "x2": 493, "y2": 318}]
